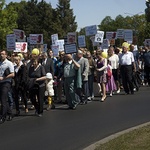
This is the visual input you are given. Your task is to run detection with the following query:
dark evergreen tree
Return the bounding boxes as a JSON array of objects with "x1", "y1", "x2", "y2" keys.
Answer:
[{"x1": 56, "y1": 0, "x2": 77, "y2": 38}]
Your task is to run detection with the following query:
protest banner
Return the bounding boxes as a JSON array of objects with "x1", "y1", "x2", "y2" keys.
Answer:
[
  {"x1": 29, "y1": 34, "x2": 43, "y2": 44},
  {"x1": 6, "y1": 34, "x2": 16, "y2": 51},
  {"x1": 116, "y1": 29, "x2": 124, "y2": 39},
  {"x1": 14, "y1": 42, "x2": 28, "y2": 53},
  {"x1": 124, "y1": 29, "x2": 133, "y2": 43},
  {"x1": 78, "y1": 35, "x2": 86, "y2": 48},
  {"x1": 101, "y1": 39, "x2": 110, "y2": 49},
  {"x1": 51, "y1": 45, "x2": 59, "y2": 57},
  {"x1": 13, "y1": 29, "x2": 25, "y2": 42},
  {"x1": 144, "y1": 39, "x2": 150, "y2": 46},
  {"x1": 85, "y1": 25, "x2": 97, "y2": 36},
  {"x1": 106, "y1": 31, "x2": 116, "y2": 40},
  {"x1": 67, "y1": 32, "x2": 76, "y2": 44},
  {"x1": 64, "y1": 43, "x2": 77, "y2": 54},
  {"x1": 55, "y1": 39, "x2": 64, "y2": 51},
  {"x1": 95, "y1": 31, "x2": 104, "y2": 43},
  {"x1": 51, "y1": 34, "x2": 58, "y2": 45},
  {"x1": 90, "y1": 36, "x2": 99, "y2": 47}
]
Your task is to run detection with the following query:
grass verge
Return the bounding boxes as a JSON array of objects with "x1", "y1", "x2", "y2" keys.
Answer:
[{"x1": 95, "y1": 125, "x2": 150, "y2": 150}]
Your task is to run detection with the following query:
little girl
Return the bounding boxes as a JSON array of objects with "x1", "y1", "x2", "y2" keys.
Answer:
[
  {"x1": 45, "y1": 73, "x2": 55, "y2": 110},
  {"x1": 106, "y1": 61, "x2": 117, "y2": 96}
]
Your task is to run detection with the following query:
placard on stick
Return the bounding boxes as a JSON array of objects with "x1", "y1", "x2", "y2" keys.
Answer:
[{"x1": 64, "y1": 43, "x2": 77, "y2": 54}]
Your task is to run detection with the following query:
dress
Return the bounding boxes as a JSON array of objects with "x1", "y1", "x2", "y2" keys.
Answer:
[
  {"x1": 96, "y1": 59, "x2": 107, "y2": 83},
  {"x1": 106, "y1": 65, "x2": 117, "y2": 92}
]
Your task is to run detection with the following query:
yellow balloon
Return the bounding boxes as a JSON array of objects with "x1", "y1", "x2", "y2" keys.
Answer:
[
  {"x1": 101, "y1": 51, "x2": 108, "y2": 58},
  {"x1": 32, "y1": 48, "x2": 39, "y2": 55}
]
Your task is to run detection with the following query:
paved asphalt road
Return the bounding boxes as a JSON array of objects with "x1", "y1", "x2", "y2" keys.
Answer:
[{"x1": 0, "y1": 86, "x2": 150, "y2": 150}]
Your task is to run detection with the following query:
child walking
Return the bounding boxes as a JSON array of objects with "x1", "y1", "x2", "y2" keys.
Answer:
[{"x1": 45, "y1": 73, "x2": 55, "y2": 110}]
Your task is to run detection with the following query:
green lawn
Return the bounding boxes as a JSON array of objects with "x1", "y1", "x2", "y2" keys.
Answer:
[{"x1": 95, "y1": 125, "x2": 150, "y2": 150}]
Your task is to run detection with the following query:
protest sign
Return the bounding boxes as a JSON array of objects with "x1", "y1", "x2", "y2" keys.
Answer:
[
  {"x1": 124, "y1": 29, "x2": 133, "y2": 43},
  {"x1": 51, "y1": 45, "x2": 59, "y2": 57},
  {"x1": 6, "y1": 34, "x2": 16, "y2": 51},
  {"x1": 85, "y1": 25, "x2": 97, "y2": 36},
  {"x1": 29, "y1": 34, "x2": 43, "y2": 44},
  {"x1": 95, "y1": 31, "x2": 104, "y2": 43},
  {"x1": 116, "y1": 29, "x2": 124, "y2": 39},
  {"x1": 51, "y1": 34, "x2": 58, "y2": 45},
  {"x1": 78, "y1": 35, "x2": 86, "y2": 48},
  {"x1": 106, "y1": 32, "x2": 116, "y2": 40},
  {"x1": 13, "y1": 29, "x2": 25, "y2": 42},
  {"x1": 144, "y1": 39, "x2": 150, "y2": 46},
  {"x1": 67, "y1": 32, "x2": 76, "y2": 44},
  {"x1": 101, "y1": 39, "x2": 110, "y2": 49},
  {"x1": 14, "y1": 42, "x2": 27, "y2": 53},
  {"x1": 64, "y1": 43, "x2": 77, "y2": 54},
  {"x1": 55, "y1": 39, "x2": 64, "y2": 51}
]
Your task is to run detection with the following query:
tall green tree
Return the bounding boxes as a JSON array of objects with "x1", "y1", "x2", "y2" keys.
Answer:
[
  {"x1": 98, "y1": 16, "x2": 115, "y2": 32},
  {"x1": 56, "y1": 0, "x2": 77, "y2": 38},
  {"x1": 98, "y1": 14, "x2": 146, "y2": 46},
  {"x1": 0, "y1": 0, "x2": 18, "y2": 49}
]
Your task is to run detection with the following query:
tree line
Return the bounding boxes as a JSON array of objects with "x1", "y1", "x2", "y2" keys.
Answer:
[{"x1": 0, "y1": 0, "x2": 149, "y2": 50}]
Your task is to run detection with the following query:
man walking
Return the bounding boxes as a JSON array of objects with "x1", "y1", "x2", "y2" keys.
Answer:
[{"x1": 0, "y1": 50, "x2": 14, "y2": 124}]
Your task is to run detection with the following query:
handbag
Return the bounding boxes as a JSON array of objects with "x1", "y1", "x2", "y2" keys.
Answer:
[{"x1": 107, "y1": 69, "x2": 112, "y2": 80}]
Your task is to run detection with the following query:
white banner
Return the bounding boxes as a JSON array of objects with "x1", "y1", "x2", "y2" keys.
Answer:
[
  {"x1": 56, "y1": 39, "x2": 64, "y2": 51},
  {"x1": 51, "y1": 34, "x2": 58, "y2": 45},
  {"x1": 95, "y1": 31, "x2": 104, "y2": 43},
  {"x1": 6, "y1": 34, "x2": 16, "y2": 51},
  {"x1": 14, "y1": 42, "x2": 28, "y2": 53}
]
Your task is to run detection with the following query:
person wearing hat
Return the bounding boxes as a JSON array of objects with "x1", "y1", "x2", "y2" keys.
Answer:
[
  {"x1": 45, "y1": 72, "x2": 55, "y2": 110},
  {"x1": 119, "y1": 42, "x2": 136, "y2": 94}
]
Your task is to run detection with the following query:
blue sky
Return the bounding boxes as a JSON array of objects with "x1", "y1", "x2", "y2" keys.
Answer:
[{"x1": 6, "y1": 0, "x2": 146, "y2": 30}]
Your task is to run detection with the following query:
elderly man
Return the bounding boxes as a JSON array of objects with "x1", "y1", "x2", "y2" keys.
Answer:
[
  {"x1": 75, "y1": 50, "x2": 89, "y2": 104},
  {"x1": 119, "y1": 42, "x2": 136, "y2": 94},
  {"x1": 0, "y1": 50, "x2": 15, "y2": 124},
  {"x1": 63, "y1": 54, "x2": 80, "y2": 109}
]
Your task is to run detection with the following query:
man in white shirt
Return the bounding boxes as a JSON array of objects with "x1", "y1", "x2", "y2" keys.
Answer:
[
  {"x1": 0, "y1": 50, "x2": 14, "y2": 124},
  {"x1": 119, "y1": 42, "x2": 136, "y2": 94}
]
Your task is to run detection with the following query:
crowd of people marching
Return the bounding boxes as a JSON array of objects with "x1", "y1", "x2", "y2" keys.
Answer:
[{"x1": 0, "y1": 41, "x2": 150, "y2": 124}]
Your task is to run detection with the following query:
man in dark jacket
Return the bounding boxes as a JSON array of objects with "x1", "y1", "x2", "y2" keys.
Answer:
[{"x1": 41, "y1": 52, "x2": 54, "y2": 76}]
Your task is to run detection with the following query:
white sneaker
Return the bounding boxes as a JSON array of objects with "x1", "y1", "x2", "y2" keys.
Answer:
[
  {"x1": 116, "y1": 89, "x2": 120, "y2": 93},
  {"x1": 110, "y1": 93, "x2": 112, "y2": 97}
]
